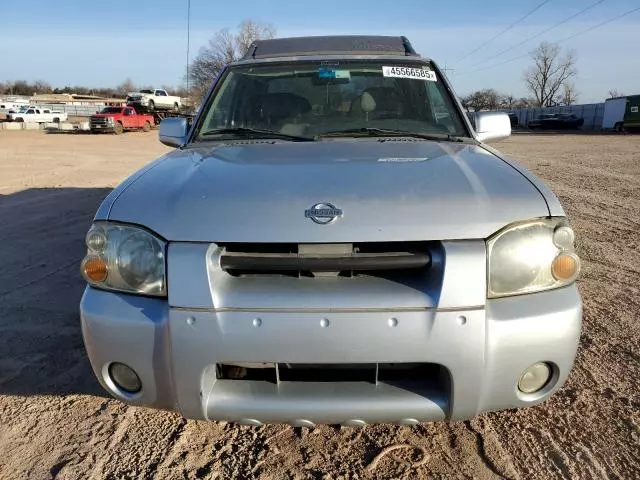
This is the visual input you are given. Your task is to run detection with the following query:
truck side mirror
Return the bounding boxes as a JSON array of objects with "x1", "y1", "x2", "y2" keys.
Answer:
[
  {"x1": 159, "y1": 117, "x2": 187, "y2": 147},
  {"x1": 470, "y1": 111, "x2": 511, "y2": 143}
]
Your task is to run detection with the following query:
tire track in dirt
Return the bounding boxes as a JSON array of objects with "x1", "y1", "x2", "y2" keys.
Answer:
[{"x1": 1, "y1": 132, "x2": 640, "y2": 479}]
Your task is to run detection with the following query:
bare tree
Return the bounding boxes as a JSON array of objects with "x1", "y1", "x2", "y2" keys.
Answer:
[
  {"x1": 557, "y1": 83, "x2": 578, "y2": 105},
  {"x1": 9, "y1": 80, "x2": 31, "y2": 96},
  {"x1": 502, "y1": 94, "x2": 516, "y2": 109},
  {"x1": 32, "y1": 80, "x2": 52, "y2": 94},
  {"x1": 0, "y1": 79, "x2": 213, "y2": 101},
  {"x1": 235, "y1": 20, "x2": 276, "y2": 55},
  {"x1": 513, "y1": 97, "x2": 534, "y2": 109},
  {"x1": 524, "y1": 42, "x2": 577, "y2": 107},
  {"x1": 607, "y1": 89, "x2": 625, "y2": 99},
  {"x1": 116, "y1": 78, "x2": 136, "y2": 96},
  {"x1": 461, "y1": 89, "x2": 503, "y2": 111},
  {"x1": 188, "y1": 20, "x2": 276, "y2": 103},
  {"x1": 160, "y1": 84, "x2": 178, "y2": 95}
]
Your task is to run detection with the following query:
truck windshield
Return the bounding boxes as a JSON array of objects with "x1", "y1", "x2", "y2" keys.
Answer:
[
  {"x1": 101, "y1": 107, "x2": 123, "y2": 114},
  {"x1": 193, "y1": 60, "x2": 468, "y2": 141}
]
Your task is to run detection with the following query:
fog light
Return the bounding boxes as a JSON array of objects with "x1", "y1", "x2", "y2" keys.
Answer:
[
  {"x1": 108, "y1": 362, "x2": 142, "y2": 393},
  {"x1": 518, "y1": 362, "x2": 552, "y2": 394}
]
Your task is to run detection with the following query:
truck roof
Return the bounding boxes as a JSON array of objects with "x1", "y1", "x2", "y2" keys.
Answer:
[{"x1": 242, "y1": 35, "x2": 418, "y2": 60}]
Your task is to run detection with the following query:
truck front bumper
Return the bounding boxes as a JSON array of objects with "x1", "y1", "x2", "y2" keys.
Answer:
[
  {"x1": 90, "y1": 125, "x2": 116, "y2": 132},
  {"x1": 80, "y1": 284, "x2": 581, "y2": 426}
]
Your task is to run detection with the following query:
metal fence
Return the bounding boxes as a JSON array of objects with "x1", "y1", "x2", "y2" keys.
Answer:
[
  {"x1": 500, "y1": 103, "x2": 605, "y2": 130},
  {"x1": 27, "y1": 103, "x2": 110, "y2": 117}
]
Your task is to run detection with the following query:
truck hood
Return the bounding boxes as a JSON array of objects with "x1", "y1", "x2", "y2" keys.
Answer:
[{"x1": 105, "y1": 140, "x2": 550, "y2": 242}]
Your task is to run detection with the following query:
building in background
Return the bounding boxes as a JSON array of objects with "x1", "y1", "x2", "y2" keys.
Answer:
[{"x1": 30, "y1": 93, "x2": 126, "y2": 107}]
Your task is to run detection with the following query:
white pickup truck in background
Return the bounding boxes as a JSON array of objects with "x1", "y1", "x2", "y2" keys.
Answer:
[
  {"x1": 6, "y1": 106, "x2": 68, "y2": 123},
  {"x1": 126, "y1": 88, "x2": 181, "y2": 112}
]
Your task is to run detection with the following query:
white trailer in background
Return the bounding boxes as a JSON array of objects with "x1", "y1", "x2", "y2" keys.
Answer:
[
  {"x1": 602, "y1": 97, "x2": 627, "y2": 131},
  {"x1": 0, "y1": 98, "x2": 29, "y2": 112}
]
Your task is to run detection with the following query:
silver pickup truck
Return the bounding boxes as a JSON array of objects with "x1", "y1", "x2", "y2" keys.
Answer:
[{"x1": 80, "y1": 35, "x2": 582, "y2": 426}]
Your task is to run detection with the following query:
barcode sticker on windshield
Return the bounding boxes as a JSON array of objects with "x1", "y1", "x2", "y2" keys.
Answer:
[{"x1": 382, "y1": 66, "x2": 437, "y2": 81}]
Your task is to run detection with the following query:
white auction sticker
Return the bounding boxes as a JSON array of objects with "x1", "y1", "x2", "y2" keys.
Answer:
[{"x1": 382, "y1": 66, "x2": 437, "y2": 82}]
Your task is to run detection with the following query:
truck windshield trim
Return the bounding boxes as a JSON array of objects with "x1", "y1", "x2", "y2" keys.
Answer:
[{"x1": 191, "y1": 59, "x2": 469, "y2": 144}]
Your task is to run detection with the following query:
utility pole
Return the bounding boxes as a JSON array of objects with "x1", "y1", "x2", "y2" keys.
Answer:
[
  {"x1": 186, "y1": 0, "x2": 191, "y2": 105},
  {"x1": 441, "y1": 63, "x2": 456, "y2": 76}
]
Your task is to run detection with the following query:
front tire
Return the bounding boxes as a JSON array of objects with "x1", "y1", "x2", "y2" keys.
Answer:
[
  {"x1": 53, "y1": 117, "x2": 60, "y2": 123},
  {"x1": 148, "y1": 100, "x2": 155, "y2": 113},
  {"x1": 113, "y1": 122, "x2": 124, "y2": 135}
]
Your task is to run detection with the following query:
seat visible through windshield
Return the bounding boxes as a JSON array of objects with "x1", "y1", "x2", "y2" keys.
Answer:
[{"x1": 195, "y1": 61, "x2": 467, "y2": 140}]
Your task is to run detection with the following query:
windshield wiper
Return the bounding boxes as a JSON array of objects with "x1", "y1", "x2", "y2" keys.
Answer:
[
  {"x1": 317, "y1": 127, "x2": 465, "y2": 142},
  {"x1": 200, "y1": 127, "x2": 314, "y2": 142}
]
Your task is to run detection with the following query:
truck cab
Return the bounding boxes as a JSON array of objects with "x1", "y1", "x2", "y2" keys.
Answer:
[{"x1": 90, "y1": 106, "x2": 154, "y2": 134}]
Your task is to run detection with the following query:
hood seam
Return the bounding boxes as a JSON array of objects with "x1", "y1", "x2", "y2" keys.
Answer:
[
  {"x1": 106, "y1": 154, "x2": 174, "y2": 219},
  {"x1": 478, "y1": 144, "x2": 552, "y2": 217}
]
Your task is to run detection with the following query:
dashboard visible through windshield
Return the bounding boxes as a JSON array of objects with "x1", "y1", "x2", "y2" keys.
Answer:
[{"x1": 193, "y1": 60, "x2": 468, "y2": 142}]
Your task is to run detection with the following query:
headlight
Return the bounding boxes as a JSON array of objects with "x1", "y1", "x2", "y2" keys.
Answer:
[
  {"x1": 106, "y1": 117, "x2": 114, "y2": 124},
  {"x1": 81, "y1": 222, "x2": 166, "y2": 296},
  {"x1": 487, "y1": 218, "x2": 580, "y2": 298}
]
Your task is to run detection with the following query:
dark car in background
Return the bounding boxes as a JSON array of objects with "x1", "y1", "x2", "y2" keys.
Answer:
[
  {"x1": 507, "y1": 112, "x2": 519, "y2": 128},
  {"x1": 528, "y1": 113, "x2": 584, "y2": 130},
  {"x1": 551, "y1": 114, "x2": 584, "y2": 129},
  {"x1": 527, "y1": 114, "x2": 557, "y2": 129}
]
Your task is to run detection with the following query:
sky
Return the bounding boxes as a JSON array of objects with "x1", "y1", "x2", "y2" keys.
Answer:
[{"x1": 1, "y1": 0, "x2": 639, "y2": 103}]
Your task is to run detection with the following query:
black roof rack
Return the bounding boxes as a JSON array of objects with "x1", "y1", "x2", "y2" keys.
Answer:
[{"x1": 242, "y1": 35, "x2": 418, "y2": 60}]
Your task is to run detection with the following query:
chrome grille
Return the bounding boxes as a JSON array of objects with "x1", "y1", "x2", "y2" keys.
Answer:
[{"x1": 89, "y1": 117, "x2": 109, "y2": 127}]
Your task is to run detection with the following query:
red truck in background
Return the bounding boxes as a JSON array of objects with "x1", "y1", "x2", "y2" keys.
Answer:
[{"x1": 89, "y1": 106, "x2": 154, "y2": 134}]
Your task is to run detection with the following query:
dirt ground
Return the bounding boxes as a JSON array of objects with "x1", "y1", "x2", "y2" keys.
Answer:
[{"x1": 0, "y1": 130, "x2": 638, "y2": 480}]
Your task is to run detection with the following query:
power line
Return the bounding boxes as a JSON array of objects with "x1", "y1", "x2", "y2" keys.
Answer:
[
  {"x1": 454, "y1": 0, "x2": 550, "y2": 64},
  {"x1": 554, "y1": 5, "x2": 640, "y2": 44},
  {"x1": 441, "y1": 63, "x2": 456, "y2": 74},
  {"x1": 467, "y1": 0, "x2": 605, "y2": 68},
  {"x1": 455, "y1": 4, "x2": 640, "y2": 77}
]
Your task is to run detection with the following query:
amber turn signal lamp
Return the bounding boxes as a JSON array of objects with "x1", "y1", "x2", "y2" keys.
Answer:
[
  {"x1": 551, "y1": 253, "x2": 579, "y2": 281},
  {"x1": 82, "y1": 256, "x2": 108, "y2": 283}
]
